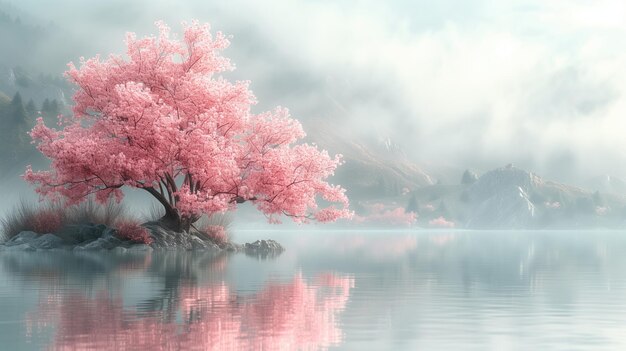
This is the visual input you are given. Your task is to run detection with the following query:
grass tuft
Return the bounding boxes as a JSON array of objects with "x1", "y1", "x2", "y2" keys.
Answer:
[{"x1": 1, "y1": 198, "x2": 130, "y2": 242}]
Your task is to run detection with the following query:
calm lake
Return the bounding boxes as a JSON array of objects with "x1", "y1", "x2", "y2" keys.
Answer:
[{"x1": 1, "y1": 230, "x2": 626, "y2": 350}]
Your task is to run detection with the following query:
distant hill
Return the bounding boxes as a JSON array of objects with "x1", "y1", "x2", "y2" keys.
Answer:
[
  {"x1": 585, "y1": 175, "x2": 626, "y2": 195},
  {"x1": 0, "y1": 6, "x2": 73, "y2": 106},
  {"x1": 305, "y1": 120, "x2": 434, "y2": 200},
  {"x1": 0, "y1": 66, "x2": 70, "y2": 106},
  {"x1": 402, "y1": 165, "x2": 626, "y2": 229}
]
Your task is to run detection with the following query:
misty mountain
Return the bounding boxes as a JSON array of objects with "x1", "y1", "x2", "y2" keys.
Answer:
[
  {"x1": 305, "y1": 120, "x2": 434, "y2": 200},
  {"x1": 0, "y1": 66, "x2": 70, "y2": 106},
  {"x1": 0, "y1": 87, "x2": 64, "y2": 179},
  {"x1": 405, "y1": 165, "x2": 626, "y2": 229},
  {"x1": 585, "y1": 175, "x2": 626, "y2": 195},
  {"x1": 0, "y1": 6, "x2": 73, "y2": 108},
  {"x1": 465, "y1": 165, "x2": 538, "y2": 228}
]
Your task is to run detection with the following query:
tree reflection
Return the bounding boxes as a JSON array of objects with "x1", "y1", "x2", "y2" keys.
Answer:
[{"x1": 18, "y1": 252, "x2": 354, "y2": 351}]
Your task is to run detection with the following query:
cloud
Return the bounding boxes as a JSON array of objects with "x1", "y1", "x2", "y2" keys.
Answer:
[{"x1": 10, "y1": 0, "x2": 626, "y2": 183}]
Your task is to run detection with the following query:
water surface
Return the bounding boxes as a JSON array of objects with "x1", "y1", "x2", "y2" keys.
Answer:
[{"x1": 1, "y1": 230, "x2": 626, "y2": 350}]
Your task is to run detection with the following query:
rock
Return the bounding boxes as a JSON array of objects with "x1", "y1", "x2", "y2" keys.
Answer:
[
  {"x1": 190, "y1": 235, "x2": 219, "y2": 250},
  {"x1": 1, "y1": 232, "x2": 63, "y2": 251},
  {"x1": 55, "y1": 224, "x2": 108, "y2": 244},
  {"x1": 75, "y1": 236, "x2": 122, "y2": 251},
  {"x1": 112, "y1": 247, "x2": 128, "y2": 254},
  {"x1": 0, "y1": 243, "x2": 36, "y2": 251},
  {"x1": 1, "y1": 223, "x2": 282, "y2": 255},
  {"x1": 127, "y1": 244, "x2": 153, "y2": 252},
  {"x1": 142, "y1": 223, "x2": 221, "y2": 251},
  {"x1": 3, "y1": 231, "x2": 38, "y2": 246},
  {"x1": 29, "y1": 234, "x2": 64, "y2": 250},
  {"x1": 220, "y1": 242, "x2": 243, "y2": 252},
  {"x1": 143, "y1": 223, "x2": 192, "y2": 250},
  {"x1": 243, "y1": 240, "x2": 284, "y2": 258}
]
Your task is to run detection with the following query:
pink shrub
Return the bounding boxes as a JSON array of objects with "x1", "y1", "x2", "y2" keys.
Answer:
[
  {"x1": 203, "y1": 225, "x2": 228, "y2": 245},
  {"x1": 116, "y1": 221, "x2": 153, "y2": 245},
  {"x1": 32, "y1": 209, "x2": 63, "y2": 234},
  {"x1": 428, "y1": 216, "x2": 455, "y2": 228},
  {"x1": 369, "y1": 207, "x2": 417, "y2": 226}
]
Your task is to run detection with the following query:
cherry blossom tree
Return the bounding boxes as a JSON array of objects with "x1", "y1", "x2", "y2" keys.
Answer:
[{"x1": 24, "y1": 21, "x2": 351, "y2": 232}]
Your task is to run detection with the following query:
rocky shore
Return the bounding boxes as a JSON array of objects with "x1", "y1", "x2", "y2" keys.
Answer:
[{"x1": 0, "y1": 223, "x2": 284, "y2": 256}]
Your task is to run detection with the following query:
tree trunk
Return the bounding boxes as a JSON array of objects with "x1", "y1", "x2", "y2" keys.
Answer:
[
  {"x1": 159, "y1": 209, "x2": 188, "y2": 233},
  {"x1": 157, "y1": 204, "x2": 203, "y2": 233},
  {"x1": 143, "y1": 186, "x2": 193, "y2": 233}
]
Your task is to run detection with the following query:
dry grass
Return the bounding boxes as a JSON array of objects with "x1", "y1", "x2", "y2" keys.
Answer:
[
  {"x1": 32, "y1": 209, "x2": 64, "y2": 235},
  {"x1": 198, "y1": 212, "x2": 234, "y2": 231},
  {"x1": 194, "y1": 212, "x2": 234, "y2": 243},
  {"x1": 0, "y1": 198, "x2": 130, "y2": 242},
  {"x1": 0, "y1": 195, "x2": 236, "y2": 243},
  {"x1": 67, "y1": 199, "x2": 127, "y2": 226},
  {"x1": 141, "y1": 202, "x2": 166, "y2": 222},
  {"x1": 1, "y1": 200, "x2": 63, "y2": 241}
]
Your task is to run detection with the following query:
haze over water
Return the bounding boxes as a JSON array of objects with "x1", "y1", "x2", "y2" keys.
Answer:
[{"x1": 2, "y1": 229, "x2": 625, "y2": 350}]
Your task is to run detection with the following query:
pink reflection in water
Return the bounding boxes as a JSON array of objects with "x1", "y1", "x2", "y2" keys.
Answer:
[{"x1": 26, "y1": 273, "x2": 354, "y2": 351}]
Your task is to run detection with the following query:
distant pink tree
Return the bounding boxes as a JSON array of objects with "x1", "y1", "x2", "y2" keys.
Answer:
[
  {"x1": 354, "y1": 202, "x2": 417, "y2": 226},
  {"x1": 24, "y1": 21, "x2": 351, "y2": 232},
  {"x1": 428, "y1": 216, "x2": 455, "y2": 228}
]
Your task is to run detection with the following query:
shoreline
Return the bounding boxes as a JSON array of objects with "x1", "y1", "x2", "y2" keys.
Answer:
[{"x1": 0, "y1": 222, "x2": 284, "y2": 256}]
